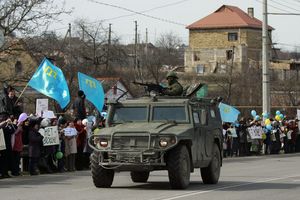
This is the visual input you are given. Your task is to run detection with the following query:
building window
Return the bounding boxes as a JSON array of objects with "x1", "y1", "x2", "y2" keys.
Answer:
[
  {"x1": 196, "y1": 64, "x2": 204, "y2": 74},
  {"x1": 226, "y1": 50, "x2": 233, "y2": 60},
  {"x1": 193, "y1": 52, "x2": 200, "y2": 61},
  {"x1": 228, "y1": 32, "x2": 238, "y2": 41},
  {"x1": 219, "y1": 64, "x2": 227, "y2": 73},
  {"x1": 15, "y1": 61, "x2": 23, "y2": 75}
]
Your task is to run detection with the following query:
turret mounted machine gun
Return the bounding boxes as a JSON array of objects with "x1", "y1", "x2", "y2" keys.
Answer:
[{"x1": 132, "y1": 81, "x2": 165, "y2": 95}]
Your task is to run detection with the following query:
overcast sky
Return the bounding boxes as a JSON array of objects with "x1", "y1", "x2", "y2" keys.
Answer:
[{"x1": 51, "y1": 0, "x2": 300, "y2": 51}]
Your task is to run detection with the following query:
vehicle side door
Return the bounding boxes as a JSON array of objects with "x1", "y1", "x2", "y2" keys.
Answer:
[
  {"x1": 203, "y1": 105, "x2": 223, "y2": 162},
  {"x1": 192, "y1": 106, "x2": 208, "y2": 165}
]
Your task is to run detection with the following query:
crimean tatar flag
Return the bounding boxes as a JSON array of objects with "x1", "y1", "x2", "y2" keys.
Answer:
[
  {"x1": 28, "y1": 58, "x2": 70, "y2": 109},
  {"x1": 218, "y1": 102, "x2": 240, "y2": 123},
  {"x1": 78, "y1": 72, "x2": 105, "y2": 112}
]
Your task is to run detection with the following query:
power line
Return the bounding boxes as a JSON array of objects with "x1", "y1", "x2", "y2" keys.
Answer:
[
  {"x1": 87, "y1": 0, "x2": 186, "y2": 26},
  {"x1": 254, "y1": 0, "x2": 293, "y2": 13},
  {"x1": 270, "y1": 0, "x2": 300, "y2": 12},
  {"x1": 276, "y1": 42, "x2": 300, "y2": 48},
  {"x1": 94, "y1": 0, "x2": 190, "y2": 23},
  {"x1": 281, "y1": 0, "x2": 300, "y2": 8},
  {"x1": 48, "y1": 0, "x2": 190, "y2": 33}
]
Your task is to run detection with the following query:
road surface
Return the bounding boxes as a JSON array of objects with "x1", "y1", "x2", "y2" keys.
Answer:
[{"x1": 1, "y1": 154, "x2": 300, "y2": 200}]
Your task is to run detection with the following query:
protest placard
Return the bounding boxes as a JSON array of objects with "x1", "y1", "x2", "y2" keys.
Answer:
[
  {"x1": 36, "y1": 99, "x2": 48, "y2": 117},
  {"x1": 0, "y1": 129, "x2": 6, "y2": 150},
  {"x1": 247, "y1": 126, "x2": 263, "y2": 139},
  {"x1": 228, "y1": 127, "x2": 238, "y2": 138},
  {"x1": 39, "y1": 126, "x2": 59, "y2": 146}
]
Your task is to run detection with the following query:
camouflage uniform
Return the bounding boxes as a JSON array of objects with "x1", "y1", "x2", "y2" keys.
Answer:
[{"x1": 163, "y1": 71, "x2": 183, "y2": 96}]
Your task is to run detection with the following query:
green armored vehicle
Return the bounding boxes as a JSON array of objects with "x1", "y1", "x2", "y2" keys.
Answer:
[{"x1": 89, "y1": 95, "x2": 223, "y2": 189}]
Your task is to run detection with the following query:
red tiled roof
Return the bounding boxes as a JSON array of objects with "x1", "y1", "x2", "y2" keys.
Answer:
[{"x1": 186, "y1": 5, "x2": 274, "y2": 30}]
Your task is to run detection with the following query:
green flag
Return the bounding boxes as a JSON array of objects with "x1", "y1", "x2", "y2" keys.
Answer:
[{"x1": 196, "y1": 84, "x2": 208, "y2": 98}]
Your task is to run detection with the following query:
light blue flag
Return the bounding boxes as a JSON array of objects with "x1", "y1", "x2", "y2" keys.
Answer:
[
  {"x1": 78, "y1": 72, "x2": 105, "y2": 112},
  {"x1": 28, "y1": 58, "x2": 70, "y2": 109},
  {"x1": 218, "y1": 102, "x2": 240, "y2": 123}
]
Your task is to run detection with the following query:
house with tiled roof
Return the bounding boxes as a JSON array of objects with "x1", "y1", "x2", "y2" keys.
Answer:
[
  {"x1": 185, "y1": 5, "x2": 274, "y2": 74},
  {"x1": 97, "y1": 77, "x2": 133, "y2": 101}
]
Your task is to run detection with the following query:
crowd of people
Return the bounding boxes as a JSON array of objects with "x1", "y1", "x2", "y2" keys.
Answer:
[
  {"x1": 2, "y1": 84, "x2": 300, "y2": 180},
  {"x1": 0, "y1": 87, "x2": 105, "y2": 179},
  {"x1": 223, "y1": 116, "x2": 300, "y2": 157}
]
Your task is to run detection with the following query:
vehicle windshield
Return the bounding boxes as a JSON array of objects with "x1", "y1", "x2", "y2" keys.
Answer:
[
  {"x1": 112, "y1": 106, "x2": 148, "y2": 123},
  {"x1": 152, "y1": 106, "x2": 187, "y2": 122}
]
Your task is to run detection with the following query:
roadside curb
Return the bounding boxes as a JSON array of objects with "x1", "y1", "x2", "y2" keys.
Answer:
[{"x1": 223, "y1": 152, "x2": 300, "y2": 163}]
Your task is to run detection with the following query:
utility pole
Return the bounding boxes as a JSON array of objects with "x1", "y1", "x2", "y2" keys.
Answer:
[
  {"x1": 106, "y1": 23, "x2": 112, "y2": 70},
  {"x1": 134, "y1": 21, "x2": 138, "y2": 72},
  {"x1": 228, "y1": 46, "x2": 235, "y2": 104},
  {"x1": 262, "y1": 0, "x2": 270, "y2": 114},
  {"x1": 145, "y1": 28, "x2": 148, "y2": 57}
]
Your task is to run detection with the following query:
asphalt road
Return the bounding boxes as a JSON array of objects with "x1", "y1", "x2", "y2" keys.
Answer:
[{"x1": 1, "y1": 154, "x2": 300, "y2": 200}]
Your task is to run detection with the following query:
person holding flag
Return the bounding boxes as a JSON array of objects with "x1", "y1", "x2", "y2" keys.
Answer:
[
  {"x1": 72, "y1": 90, "x2": 86, "y2": 120},
  {"x1": 77, "y1": 72, "x2": 105, "y2": 114}
]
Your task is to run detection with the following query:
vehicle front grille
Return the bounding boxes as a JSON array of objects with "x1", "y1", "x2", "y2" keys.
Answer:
[{"x1": 111, "y1": 133, "x2": 150, "y2": 150}]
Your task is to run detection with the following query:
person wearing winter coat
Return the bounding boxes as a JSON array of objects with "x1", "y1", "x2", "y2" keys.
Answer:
[
  {"x1": 63, "y1": 121, "x2": 77, "y2": 171},
  {"x1": 72, "y1": 90, "x2": 86, "y2": 120},
  {"x1": 11, "y1": 113, "x2": 28, "y2": 176},
  {"x1": 1, "y1": 86, "x2": 23, "y2": 119},
  {"x1": 28, "y1": 119, "x2": 43, "y2": 175},
  {"x1": 0, "y1": 112, "x2": 16, "y2": 178}
]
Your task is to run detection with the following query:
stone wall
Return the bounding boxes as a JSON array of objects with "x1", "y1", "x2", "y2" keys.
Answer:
[{"x1": 185, "y1": 28, "x2": 271, "y2": 74}]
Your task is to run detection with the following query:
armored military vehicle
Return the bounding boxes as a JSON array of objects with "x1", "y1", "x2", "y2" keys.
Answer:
[{"x1": 89, "y1": 93, "x2": 223, "y2": 189}]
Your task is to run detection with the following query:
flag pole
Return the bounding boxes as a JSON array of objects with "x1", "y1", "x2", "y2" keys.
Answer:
[{"x1": 14, "y1": 82, "x2": 29, "y2": 105}]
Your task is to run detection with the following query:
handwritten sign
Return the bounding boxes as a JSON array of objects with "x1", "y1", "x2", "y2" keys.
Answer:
[
  {"x1": 247, "y1": 126, "x2": 263, "y2": 139},
  {"x1": 0, "y1": 129, "x2": 6, "y2": 150},
  {"x1": 36, "y1": 99, "x2": 48, "y2": 117},
  {"x1": 39, "y1": 126, "x2": 59, "y2": 146}
]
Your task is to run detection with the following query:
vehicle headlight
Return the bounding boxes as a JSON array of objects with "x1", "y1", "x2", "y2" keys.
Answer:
[
  {"x1": 158, "y1": 136, "x2": 177, "y2": 148},
  {"x1": 93, "y1": 137, "x2": 109, "y2": 149},
  {"x1": 159, "y1": 139, "x2": 168, "y2": 147},
  {"x1": 99, "y1": 139, "x2": 108, "y2": 147}
]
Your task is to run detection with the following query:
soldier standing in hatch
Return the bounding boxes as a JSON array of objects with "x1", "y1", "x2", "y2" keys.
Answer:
[{"x1": 162, "y1": 71, "x2": 183, "y2": 96}]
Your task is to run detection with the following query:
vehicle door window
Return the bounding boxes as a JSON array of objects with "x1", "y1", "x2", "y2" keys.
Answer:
[
  {"x1": 200, "y1": 109, "x2": 207, "y2": 126},
  {"x1": 193, "y1": 112, "x2": 200, "y2": 124},
  {"x1": 210, "y1": 108, "x2": 216, "y2": 118}
]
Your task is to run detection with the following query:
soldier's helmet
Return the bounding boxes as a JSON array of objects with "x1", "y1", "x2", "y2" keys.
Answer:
[{"x1": 166, "y1": 71, "x2": 178, "y2": 79}]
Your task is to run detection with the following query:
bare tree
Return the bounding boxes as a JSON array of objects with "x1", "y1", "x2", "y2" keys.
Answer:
[
  {"x1": 155, "y1": 31, "x2": 183, "y2": 67},
  {"x1": 72, "y1": 19, "x2": 128, "y2": 75},
  {"x1": 0, "y1": 0, "x2": 69, "y2": 36}
]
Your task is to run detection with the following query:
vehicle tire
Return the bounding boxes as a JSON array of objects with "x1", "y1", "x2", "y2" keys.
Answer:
[
  {"x1": 201, "y1": 143, "x2": 221, "y2": 184},
  {"x1": 90, "y1": 151, "x2": 114, "y2": 188},
  {"x1": 167, "y1": 145, "x2": 191, "y2": 189},
  {"x1": 130, "y1": 171, "x2": 150, "y2": 183}
]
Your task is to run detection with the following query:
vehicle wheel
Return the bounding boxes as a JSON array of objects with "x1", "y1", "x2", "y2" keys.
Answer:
[
  {"x1": 167, "y1": 145, "x2": 191, "y2": 189},
  {"x1": 130, "y1": 171, "x2": 150, "y2": 183},
  {"x1": 201, "y1": 143, "x2": 221, "y2": 184},
  {"x1": 90, "y1": 151, "x2": 114, "y2": 188}
]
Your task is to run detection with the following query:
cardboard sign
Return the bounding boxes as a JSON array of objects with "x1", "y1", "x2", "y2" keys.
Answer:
[
  {"x1": 39, "y1": 126, "x2": 59, "y2": 146},
  {"x1": 228, "y1": 128, "x2": 238, "y2": 138},
  {"x1": 247, "y1": 126, "x2": 263, "y2": 139},
  {"x1": 0, "y1": 129, "x2": 6, "y2": 150},
  {"x1": 36, "y1": 99, "x2": 49, "y2": 117}
]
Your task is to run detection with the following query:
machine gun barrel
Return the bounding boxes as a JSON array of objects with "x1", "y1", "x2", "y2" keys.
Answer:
[{"x1": 133, "y1": 81, "x2": 165, "y2": 94}]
